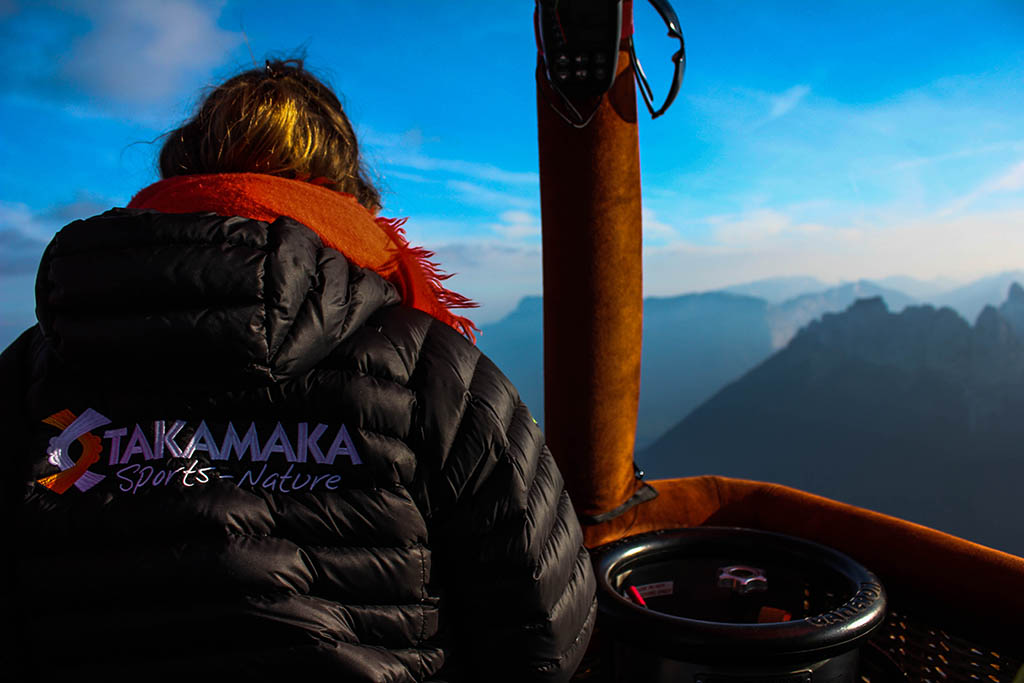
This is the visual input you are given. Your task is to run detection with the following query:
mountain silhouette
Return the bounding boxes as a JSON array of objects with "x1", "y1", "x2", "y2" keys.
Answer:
[
  {"x1": 478, "y1": 292, "x2": 775, "y2": 447},
  {"x1": 767, "y1": 279, "x2": 917, "y2": 348},
  {"x1": 875, "y1": 274, "x2": 960, "y2": 300},
  {"x1": 475, "y1": 295, "x2": 545, "y2": 425},
  {"x1": 998, "y1": 282, "x2": 1024, "y2": 338},
  {"x1": 721, "y1": 276, "x2": 828, "y2": 303},
  {"x1": 478, "y1": 281, "x2": 917, "y2": 446},
  {"x1": 637, "y1": 293, "x2": 773, "y2": 447},
  {"x1": 639, "y1": 288, "x2": 1024, "y2": 557},
  {"x1": 932, "y1": 269, "x2": 1024, "y2": 324}
]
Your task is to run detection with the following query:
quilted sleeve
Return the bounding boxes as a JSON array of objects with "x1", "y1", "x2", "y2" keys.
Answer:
[
  {"x1": 0, "y1": 328, "x2": 34, "y2": 679},
  {"x1": 409, "y1": 318, "x2": 597, "y2": 682}
]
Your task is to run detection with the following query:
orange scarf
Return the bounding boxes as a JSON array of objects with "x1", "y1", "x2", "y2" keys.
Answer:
[{"x1": 128, "y1": 173, "x2": 478, "y2": 342}]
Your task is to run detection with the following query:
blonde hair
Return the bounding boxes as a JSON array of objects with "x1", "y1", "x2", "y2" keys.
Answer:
[{"x1": 159, "y1": 58, "x2": 381, "y2": 211}]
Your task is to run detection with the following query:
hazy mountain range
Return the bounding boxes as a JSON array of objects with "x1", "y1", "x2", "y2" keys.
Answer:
[
  {"x1": 477, "y1": 270, "x2": 1024, "y2": 449},
  {"x1": 639, "y1": 284, "x2": 1024, "y2": 557}
]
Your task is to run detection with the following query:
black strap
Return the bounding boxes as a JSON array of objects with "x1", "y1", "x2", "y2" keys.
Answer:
[{"x1": 580, "y1": 481, "x2": 658, "y2": 525}]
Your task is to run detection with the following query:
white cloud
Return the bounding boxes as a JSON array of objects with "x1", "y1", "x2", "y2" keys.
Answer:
[
  {"x1": 890, "y1": 140, "x2": 1024, "y2": 171},
  {"x1": 940, "y1": 158, "x2": 1024, "y2": 216},
  {"x1": 769, "y1": 85, "x2": 810, "y2": 119},
  {"x1": 642, "y1": 207, "x2": 677, "y2": 241},
  {"x1": 708, "y1": 209, "x2": 791, "y2": 244},
  {"x1": 486, "y1": 210, "x2": 541, "y2": 241},
  {"x1": 642, "y1": 208, "x2": 1024, "y2": 297},
  {"x1": 60, "y1": 0, "x2": 241, "y2": 104},
  {"x1": 689, "y1": 84, "x2": 812, "y2": 133},
  {"x1": 383, "y1": 169, "x2": 432, "y2": 184},
  {"x1": 0, "y1": 201, "x2": 52, "y2": 275},
  {"x1": 0, "y1": 194, "x2": 114, "y2": 275},
  {"x1": 705, "y1": 208, "x2": 841, "y2": 246},
  {"x1": 992, "y1": 160, "x2": 1024, "y2": 192},
  {"x1": 446, "y1": 180, "x2": 535, "y2": 210},
  {"x1": 0, "y1": 197, "x2": 107, "y2": 242},
  {"x1": 0, "y1": 273, "x2": 36, "y2": 316},
  {"x1": 0, "y1": 201, "x2": 42, "y2": 237},
  {"x1": 431, "y1": 241, "x2": 542, "y2": 323},
  {"x1": 362, "y1": 127, "x2": 435, "y2": 151},
  {"x1": 363, "y1": 125, "x2": 539, "y2": 186},
  {"x1": 379, "y1": 150, "x2": 539, "y2": 185},
  {"x1": 364, "y1": 130, "x2": 541, "y2": 234}
]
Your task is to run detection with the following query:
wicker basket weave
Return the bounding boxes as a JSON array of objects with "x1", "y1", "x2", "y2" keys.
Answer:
[
  {"x1": 866, "y1": 609, "x2": 1024, "y2": 683},
  {"x1": 572, "y1": 605, "x2": 1024, "y2": 682}
]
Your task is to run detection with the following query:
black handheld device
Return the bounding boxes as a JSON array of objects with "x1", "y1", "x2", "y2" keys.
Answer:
[
  {"x1": 536, "y1": 0, "x2": 686, "y2": 126},
  {"x1": 536, "y1": 0, "x2": 624, "y2": 100}
]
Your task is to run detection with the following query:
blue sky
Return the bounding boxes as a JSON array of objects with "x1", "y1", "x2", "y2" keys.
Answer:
[{"x1": 2, "y1": 0, "x2": 1023, "y2": 336}]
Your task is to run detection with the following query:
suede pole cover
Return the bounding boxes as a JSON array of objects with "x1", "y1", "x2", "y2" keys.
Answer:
[{"x1": 537, "y1": 49, "x2": 644, "y2": 520}]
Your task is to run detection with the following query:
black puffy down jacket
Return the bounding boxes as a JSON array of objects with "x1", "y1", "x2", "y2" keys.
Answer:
[{"x1": 0, "y1": 209, "x2": 596, "y2": 682}]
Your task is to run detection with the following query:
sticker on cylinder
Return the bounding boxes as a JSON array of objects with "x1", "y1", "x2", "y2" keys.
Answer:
[{"x1": 634, "y1": 581, "x2": 674, "y2": 598}]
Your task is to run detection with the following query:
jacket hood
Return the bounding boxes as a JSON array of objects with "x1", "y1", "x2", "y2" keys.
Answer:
[{"x1": 35, "y1": 208, "x2": 400, "y2": 383}]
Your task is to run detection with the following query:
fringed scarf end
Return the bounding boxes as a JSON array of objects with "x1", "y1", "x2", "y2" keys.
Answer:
[{"x1": 375, "y1": 215, "x2": 480, "y2": 344}]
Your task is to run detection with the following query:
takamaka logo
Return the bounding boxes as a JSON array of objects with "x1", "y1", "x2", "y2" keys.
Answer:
[
  {"x1": 39, "y1": 409, "x2": 362, "y2": 496},
  {"x1": 38, "y1": 408, "x2": 110, "y2": 494}
]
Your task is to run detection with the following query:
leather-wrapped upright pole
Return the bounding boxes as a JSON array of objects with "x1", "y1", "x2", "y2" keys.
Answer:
[{"x1": 537, "y1": 10, "x2": 645, "y2": 524}]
